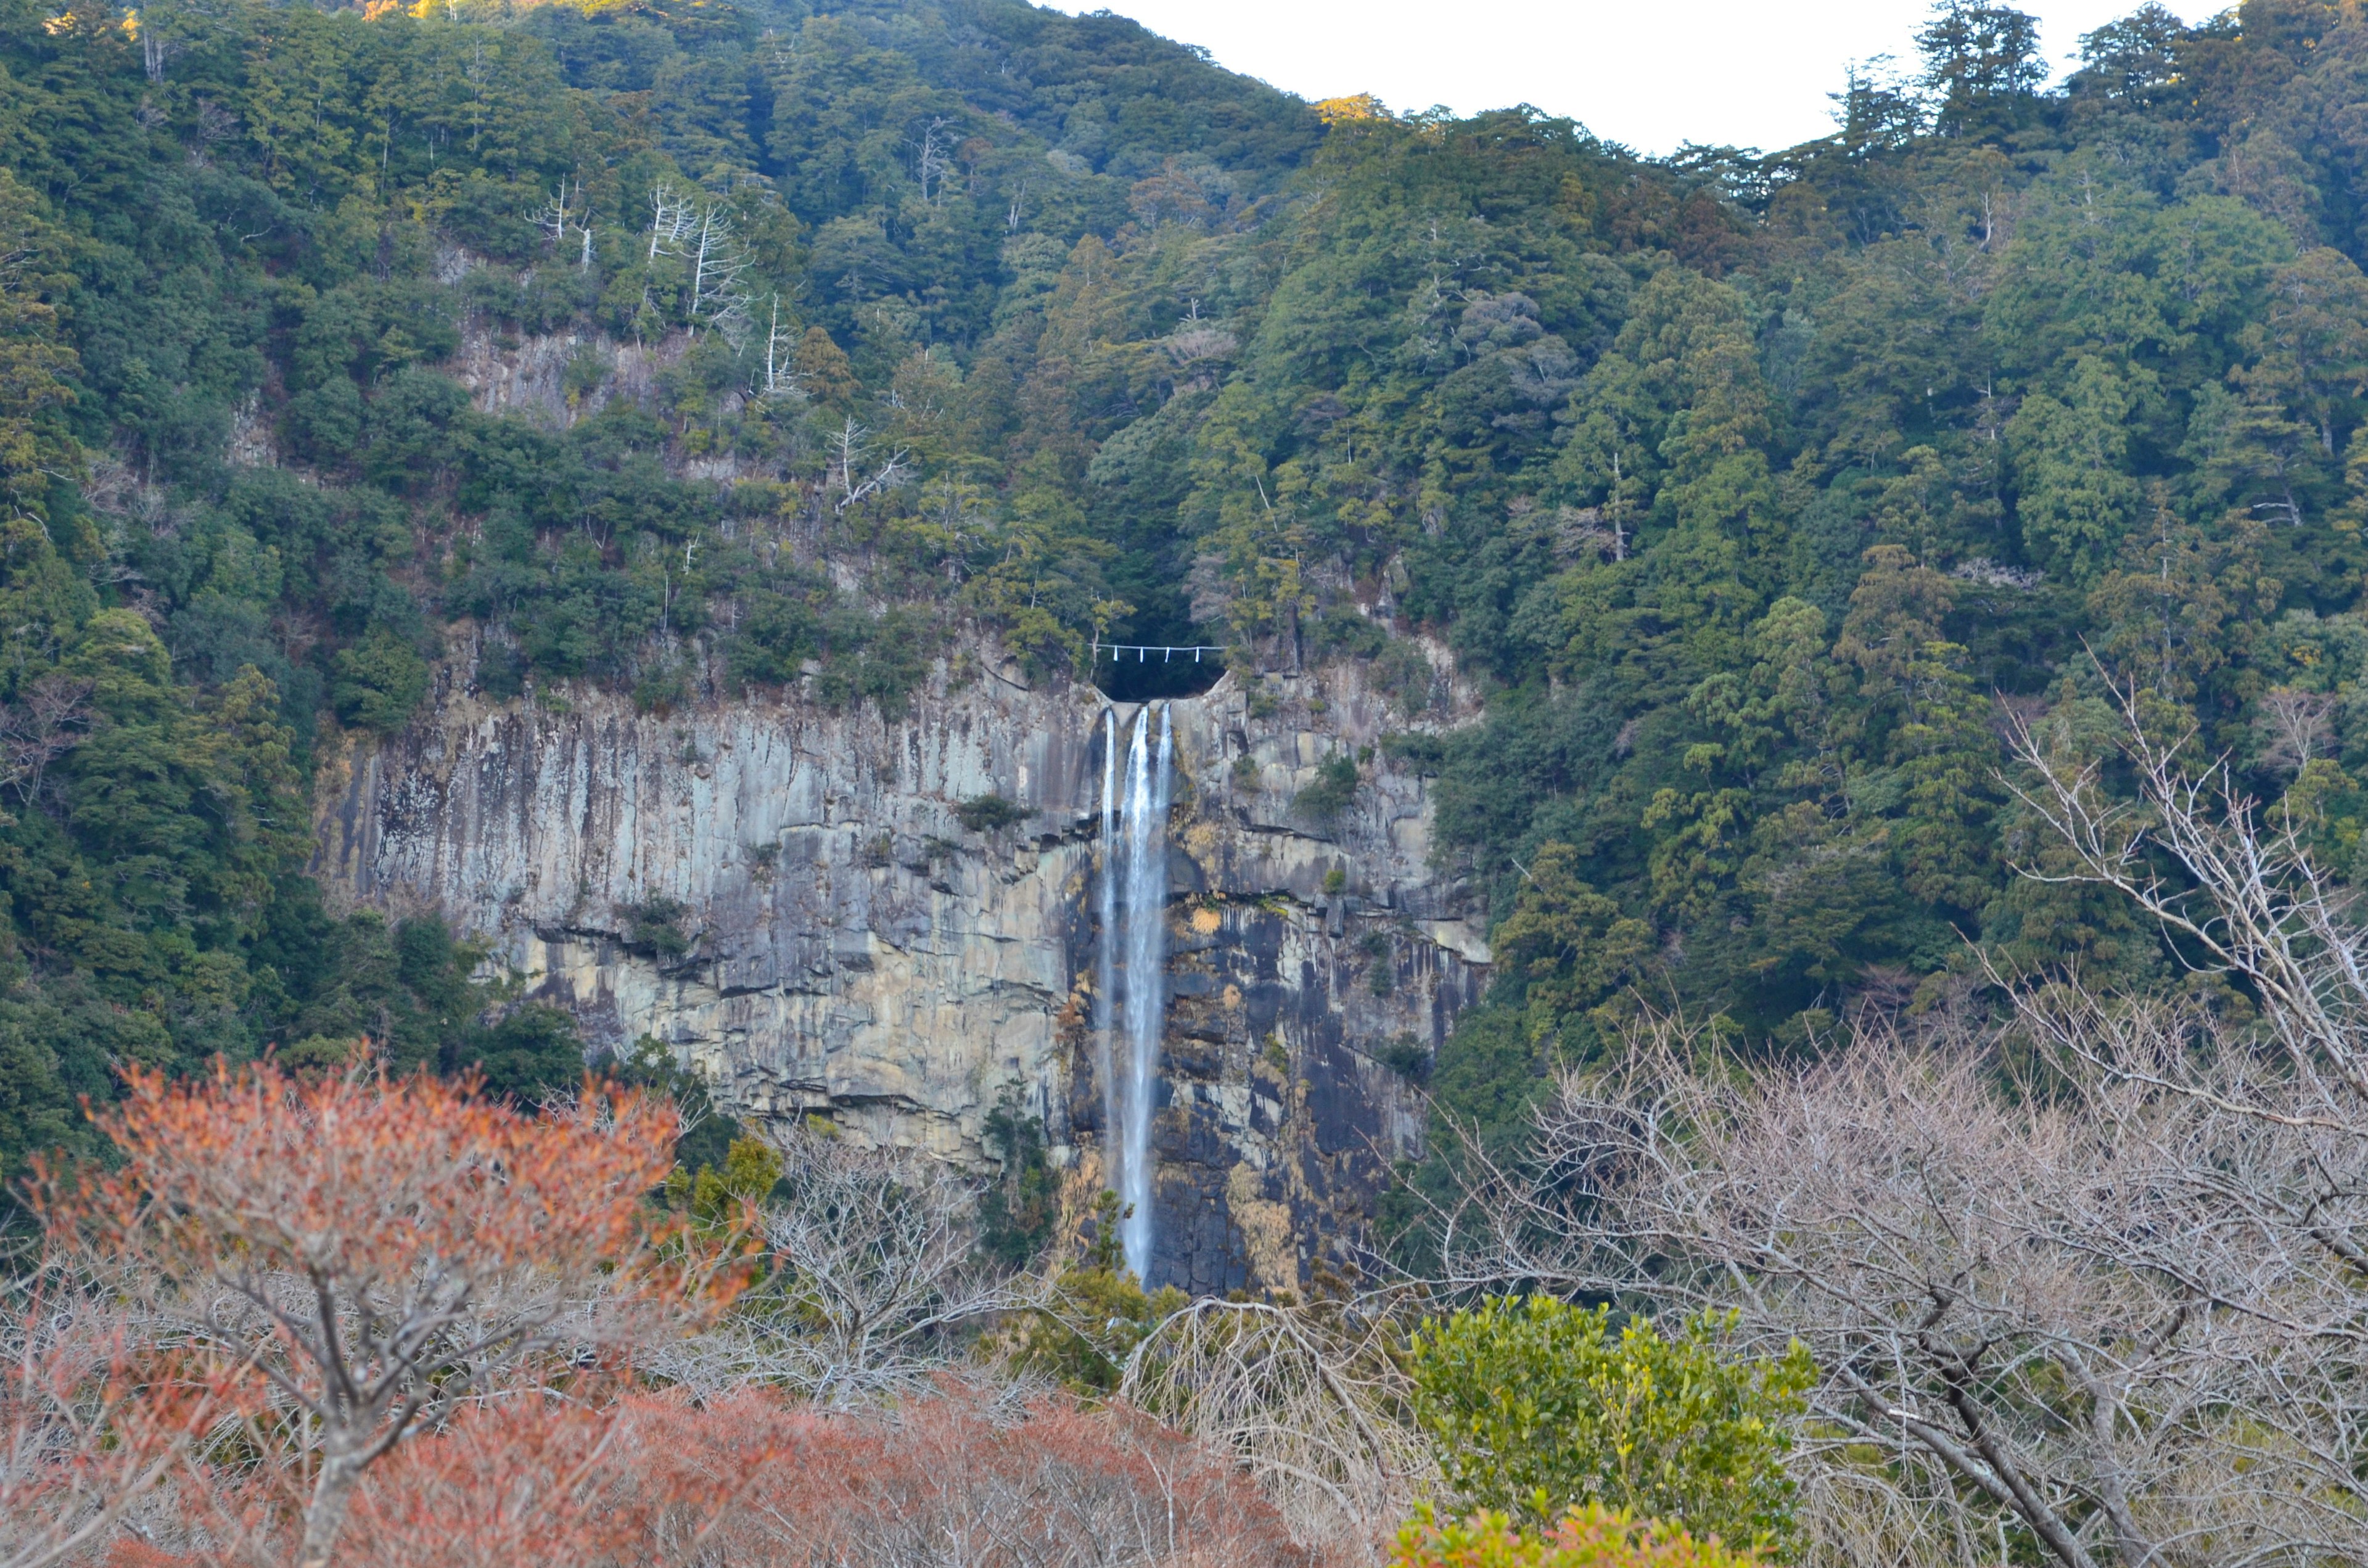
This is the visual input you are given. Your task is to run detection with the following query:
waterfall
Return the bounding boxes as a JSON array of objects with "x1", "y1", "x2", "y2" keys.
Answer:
[
  {"x1": 1100, "y1": 703, "x2": 1172, "y2": 1282},
  {"x1": 1095, "y1": 707, "x2": 1120, "y2": 1207}
]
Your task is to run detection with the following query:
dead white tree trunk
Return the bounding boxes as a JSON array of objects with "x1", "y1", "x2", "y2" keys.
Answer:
[{"x1": 685, "y1": 203, "x2": 752, "y2": 345}]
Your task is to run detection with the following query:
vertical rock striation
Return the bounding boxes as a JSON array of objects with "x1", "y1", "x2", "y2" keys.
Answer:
[{"x1": 312, "y1": 649, "x2": 1490, "y2": 1292}]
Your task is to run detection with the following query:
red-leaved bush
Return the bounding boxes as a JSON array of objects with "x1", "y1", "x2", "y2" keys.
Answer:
[
  {"x1": 27, "y1": 1057, "x2": 1301, "y2": 1568},
  {"x1": 624, "y1": 1381, "x2": 1318, "y2": 1568},
  {"x1": 37, "y1": 1058, "x2": 738, "y2": 1568},
  {"x1": 112, "y1": 1382, "x2": 1309, "y2": 1568}
]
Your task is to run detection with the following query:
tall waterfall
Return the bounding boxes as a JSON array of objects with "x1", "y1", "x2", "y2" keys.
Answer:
[
  {"x1": 1100, "y1": 704, "x2": 1172, "y2": 1281},
  {"x1": 1095, "y1": 707, "x2": 1120, "y2": 1215}
]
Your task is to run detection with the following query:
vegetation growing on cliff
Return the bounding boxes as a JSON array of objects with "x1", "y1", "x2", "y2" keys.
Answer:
[{"x1": 17, "y1": 0, "x2": 2368, "y2": 1175}]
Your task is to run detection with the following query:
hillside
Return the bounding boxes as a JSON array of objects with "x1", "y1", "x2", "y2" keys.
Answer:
[{"x1": 6, "y1": 0, "x2": 2368, "y2": 1202}]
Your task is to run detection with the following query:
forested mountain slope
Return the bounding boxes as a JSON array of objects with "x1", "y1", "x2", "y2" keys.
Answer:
[{"x1": 5, "y1": 0, "x2": 2368, "y2": 1197}]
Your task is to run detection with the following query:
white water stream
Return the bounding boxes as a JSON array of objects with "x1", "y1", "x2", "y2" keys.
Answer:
[{"x1": 1100, "y1": 704, "x2": 1172, "y2": 1281}]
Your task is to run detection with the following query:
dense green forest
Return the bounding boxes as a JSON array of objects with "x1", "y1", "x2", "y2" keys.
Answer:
[{"x1": 7, "y1": 0, "x2": 2368, "y2": 1196}]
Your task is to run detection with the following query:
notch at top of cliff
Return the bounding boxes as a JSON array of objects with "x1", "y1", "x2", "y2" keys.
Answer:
[{"x1": 1090, "y1": 644, "x2": 1228, "y2": 702}]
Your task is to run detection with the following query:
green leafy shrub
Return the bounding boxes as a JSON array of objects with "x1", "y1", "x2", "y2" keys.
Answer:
[
  {"x1": 1373, "y1": 1033, "x2": 1429, "y2": 1080},
  {"x1": 332, "y1": 629, "x2": 429, "y2": 733},
  {"x1": 979, "y1": 1090, "x2": 1060, "y2": 1268},
  {"x1": 1409, "y1": 1298, "x2": 1811, "y2": 1556},
  {"x1": 1293, "y1": 753, "x2": 1362, "y2": 830},
  {"x1": 664, "y1": 1131, "x2": 784, "y2": 1231},
  {"x1": 621, "y1": 897, "x2": 694, "y2": 960},
  {"x1": 1393, "y1": 1504, "x2": 1761, "y2": 1568},
  {"x1": 1014, "y1": 1190, "x2": 1187, "y2": 1391},
  {"x1": 954, "y1": 794, "x2": 1029, "y2": 833},
  {"x1": 462, "y1": 1004, "x2": 588, "y2": 1106},
  {"x1": 606, "y1": 1035, "x2": 738, "y2": 1176}
]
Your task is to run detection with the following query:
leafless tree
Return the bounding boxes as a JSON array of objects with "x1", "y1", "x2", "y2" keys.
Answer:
[
  {"x1": 1426, "y1": 683, "x2": 2368, "y2": 1567},
  {"x1": 911, "y1": 116, "x2": 958, "y2": 205},
  {"x1": 2253, "y1": 686, "x2": 2335, "y2": 776},
  {"x1": 828, "y1": 417, "x2": 911, "y2": 514},
  {"x1": 1551, "y1": 503, "x2": 1628, "y2": 564},
  {"x1": 686, "y1": 202, "x2": 753, "y2": 345},
  {"x1": 1458, "y1": 1020, "x2": 2301, "y2": 1568},
  {"x1": 1120, "y1": 1296, "x2": 1433, "y2": 1560},
  {"x1": 646, "y1": 184, "x2": 697, "y2": 263},
  {"x1": 659, "y1": 1129, "x2": 1038, "y2": 1407},
  {"x1": 0, "y1": 673, "x2": 90, "y2": 805},
  {"x1": 531, "y1": 181, "x2": 573, "y2": 249},
  {"x1": 757, "y1": 295, "x2": 801, "y2": 401}
]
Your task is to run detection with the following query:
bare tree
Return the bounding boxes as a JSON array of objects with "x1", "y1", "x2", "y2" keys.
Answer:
[
  {"x1": 1551, "y1": 503, "x2": 1629, "y2": 564},
  {"x1": 1120, "y1": 1295, "x2": 1433, "y2": 1560},
  {"x1": 756, "y1": 295, "x2": 802, "y2": 401},
  {"x1": 685, "y1": 202, "x2": 753, "y2": 345},
  {"x1": 660, "y1": 1128, "x2": 1036, "y2": 1407},
  {"x1": 910, "y1": 116, "x2": 958, "y2": 205},
  {"x1": 2253, "y1": 686, "x2": 2335, "y2": 776},
  {"x1": 0, "y1": 673, "x2": 91, "y2": 805},
  {"x1": 531, "y1": 180, "x2": 573, "y2": 248},
  {"x1": 646, "y1": 184, "x2": 697, "y2": 263},
  {"x1": 1468, "y1": 1022, "x2": 2285, "y2": 1568},
  {"x1": 1429, "y1": 683, "x2": 2368, "y2": 1568},
  {"x1": 827, "y1": 417, "x2": 911, "y2": 514}
]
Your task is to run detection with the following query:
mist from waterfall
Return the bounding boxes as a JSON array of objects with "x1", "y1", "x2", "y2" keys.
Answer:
[{"x1": 1100, "y1": 703, "x2": 1172, "y2": 1283}]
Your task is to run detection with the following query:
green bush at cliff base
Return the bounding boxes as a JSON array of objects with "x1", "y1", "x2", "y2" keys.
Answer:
[
  {"x1": 1409, "y1": 1298, "x2": 1811, "y2": 1558},
  {"x1": 1393, "y1": 1504, "x2": 1762, "y2": 1568},
  {"x1": 664, "y1": 1131, "x2": 784, "y2": 1233},
  {"x1": 1013, "y1": 1189, "x2": 1187, "y2": 1392},
  {"x1": 979, "y1": 1090, "x2": 1060, "y2": 1269}
]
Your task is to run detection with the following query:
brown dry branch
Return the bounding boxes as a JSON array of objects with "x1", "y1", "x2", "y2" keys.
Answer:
[
  {"x1": 654, "y1": 1125, "x2": 1043, "y2": 1405},
  {"x1": 1119, "y1": 1297, "x2": 1433, "y2": 1561},
  {"x1": 0, "y1": 1287, "x2": 228, "y2": 1568},
  {"x1": 634, "y1": 1379, "x2": 1317, "y2": 1568},
  {"x1": 36, "y1": 1059, "x2": 739, "y2": 1568},
  {"x1": 1418, "y1": 679, "x2": 2368, "y2": 1568}
]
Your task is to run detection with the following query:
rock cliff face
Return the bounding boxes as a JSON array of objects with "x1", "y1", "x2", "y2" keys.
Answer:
[{"x1": 311, "y1": 649, "x2": 1490, "y2": 1292}]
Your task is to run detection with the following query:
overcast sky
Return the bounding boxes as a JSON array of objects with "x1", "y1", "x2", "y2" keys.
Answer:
[{"x1": 1047, "y1": 1, "x2": 2220, "y2": 156}]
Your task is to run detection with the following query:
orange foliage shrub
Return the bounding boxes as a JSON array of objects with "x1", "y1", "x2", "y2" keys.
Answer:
[
  {"x1": 116, "y1": 1383, "x2": 1307, "y2": 1568},
  {"x1": 33, "y1": 1058, "x2": 1289, "y2": 1568},
  {"x1": 622, "y1": 1381, "x2": 1317, "y2": 1568},
  {"x1": 38, "y1": 1059, "x2": 734, "y2": 1568},
  {"x1": 1392, "y1": 1506, "x2": 1761, "y2": 1568},
  {"x1": 332, "y1": 1392, "x2": 743, "y2": 1568}
]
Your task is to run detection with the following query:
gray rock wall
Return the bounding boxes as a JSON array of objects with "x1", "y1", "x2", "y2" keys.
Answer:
[{"x1": 311, "y1": 649, "x2": 1489, "y2": 1292}]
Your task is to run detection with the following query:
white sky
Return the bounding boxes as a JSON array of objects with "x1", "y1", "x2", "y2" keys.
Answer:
[{"x1": 1049, "y1": 1, "x2": 2222, "y2": 157}]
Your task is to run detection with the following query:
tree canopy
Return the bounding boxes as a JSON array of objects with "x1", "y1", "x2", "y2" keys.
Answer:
[{"x1": 9, "y1": 0, "x2": 2368, "y2": 1208}]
